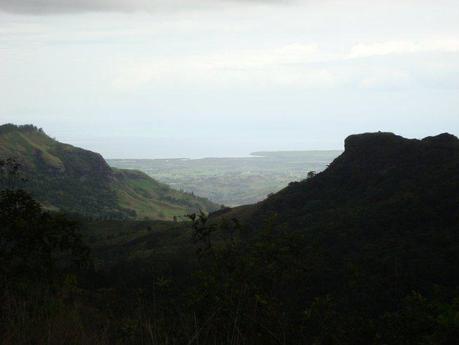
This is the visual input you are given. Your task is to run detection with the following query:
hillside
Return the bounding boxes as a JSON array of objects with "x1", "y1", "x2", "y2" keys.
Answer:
[
  {"x1": 251, "y1": 132, "x2": 459, "y2": 226},
  {"x1": 4, "y1": 130, "x2": 459, "y2": 344},
  {"x1": 0, "y1": 124, "x2": 218, "y2": 219},
  {"x1": 87, "y1": 132, "x2": 459, "y2": 286},
  {"x1": 75, "y1": 131, "x2": 459, "y2": 344},
  {"x1": 214, "y1": 132, "x2": 459, "y2": 307},
  {"x1": 86, "y1": 131, "x2": 459, "y2": 266}
]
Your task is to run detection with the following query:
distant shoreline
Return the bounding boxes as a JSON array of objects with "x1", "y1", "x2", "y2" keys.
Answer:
[{"x1": 107, "y1": 150, "x2": 343, "y2": 161}]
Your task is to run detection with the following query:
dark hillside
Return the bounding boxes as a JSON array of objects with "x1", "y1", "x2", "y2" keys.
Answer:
[
  {"x1": 185, "y1": 132, "x2": 459, "y2": 343},
  {"x1": 219, "y1": 132, "x2": 459, "y2": 311},
  {"x1": 253, "y1": 132, "x2": 459, "y2": 227}
]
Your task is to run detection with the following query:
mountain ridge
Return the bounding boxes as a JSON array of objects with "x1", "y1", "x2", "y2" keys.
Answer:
[
  {"x1": 205, "y1": 131, "x2": 459, "y2": 322},
  {"x1": 0, "y1": 124, "x2": 218, "y2": 219},
  {"x1": 215, "y1": 131, "x2": 459, "y2": 227}
]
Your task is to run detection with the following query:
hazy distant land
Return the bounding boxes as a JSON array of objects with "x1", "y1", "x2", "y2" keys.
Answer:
[{"x1": 108, "y1": 150, "x2": 342, "y2": 206}]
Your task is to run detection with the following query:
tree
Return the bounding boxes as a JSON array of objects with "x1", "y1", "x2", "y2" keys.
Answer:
[
  {"x1": 0, "y1": 157, "x2": 26, "y2": 190},
  {"x1": 0, "y1": 158, "x2": 89, "y2": 291}
]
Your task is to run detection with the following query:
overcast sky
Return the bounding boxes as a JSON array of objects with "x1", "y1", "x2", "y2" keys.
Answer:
[{"x1": 1, "y1": 0, "x2": 458, "y2": 158}]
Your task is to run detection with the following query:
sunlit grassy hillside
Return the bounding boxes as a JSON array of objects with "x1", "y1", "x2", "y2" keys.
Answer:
[{"x1": 0, "y1": 124, "x2": 218, "y2": 220}]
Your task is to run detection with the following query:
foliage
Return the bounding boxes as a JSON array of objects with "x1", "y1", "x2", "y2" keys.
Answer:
[
  {"x1": 0, "y1": 158, "x2": 93, "y2": 344},
  {"x1": 2, "y1": 132, "x2": 459, "y2": 344},
  {"x1": 0, "y1": 158, "x2": 90, "y2": 291},
  {"x1": 0, "y1": 124, "x2": 218, "y2": 220}
]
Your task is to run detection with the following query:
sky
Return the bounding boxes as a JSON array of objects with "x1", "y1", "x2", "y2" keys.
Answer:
[{"x1": 1, "y1": 0, "x2": 459, "y2": 158}]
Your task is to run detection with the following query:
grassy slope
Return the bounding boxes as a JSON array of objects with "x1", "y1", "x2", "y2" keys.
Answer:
[
  {"x1": 0, "y1": 124, "x2": 218, "y2": 220},
  {"x1": 113, "y1": 168, "x2": 218, "y2": 220},
  {"x1": 0, "y1": 126, "x2": 64, "y2": 169}
]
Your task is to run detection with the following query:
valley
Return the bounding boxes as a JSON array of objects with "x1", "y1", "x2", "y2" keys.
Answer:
[{"x1": 108, "y1": 150, "x2": 341, "y2": 207}]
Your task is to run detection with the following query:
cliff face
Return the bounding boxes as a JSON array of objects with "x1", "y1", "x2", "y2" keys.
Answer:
[
  {"x1": 249, "y1": 132, "x2": 459, "y2": 223},
  {"x1": 340, "y1": 132, "x2": 459, "y2": 174},
  {"x1": 0, "y1": 124, "x2": 218, "y2": 219}
]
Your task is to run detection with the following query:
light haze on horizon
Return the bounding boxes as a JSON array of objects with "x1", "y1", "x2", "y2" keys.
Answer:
[{"x1": 1, "y1": 0, "x2": 459, "y2": 158}]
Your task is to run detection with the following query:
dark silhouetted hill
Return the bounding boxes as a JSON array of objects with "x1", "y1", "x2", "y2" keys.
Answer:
[
  {"x1": 215, "y1": 132, "x2": 459, "y2": 303},
  {"x1": 252, "y1": 132, "x2": 459, "y2": 227}
]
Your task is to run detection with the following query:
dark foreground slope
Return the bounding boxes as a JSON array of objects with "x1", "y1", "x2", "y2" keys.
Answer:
[
  {"x1": 3, "y1": 131, "x2": 459, "y2": 345},
  {"x1": 0, "y1": 124, "x2": 217, "y2": 219},
  {"x1": 221, "y1": 132, "x2": 459, "y2": 299}
]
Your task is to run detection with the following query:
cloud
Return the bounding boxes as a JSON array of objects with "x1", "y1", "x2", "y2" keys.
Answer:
[
  {"x1": 106, "y1": 36, "x2": 459, "y2": 93},
  {"x1": 0, "y1": 0, "x2": 287, "y2": 14},
  {"x1": 0, "y1": 0, "x2": 142, "y2": 14},
  {"x1": 360, "y1": 70, "x2": 412, "y2": 90},
  {"x1": 348, "y1": 39, "x2": 459, "y2": 59},
  {"x1": 110, "y1": 43, "x2": 329, "y2": 91}
]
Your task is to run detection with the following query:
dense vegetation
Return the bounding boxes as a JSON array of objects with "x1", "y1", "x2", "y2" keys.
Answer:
[
  {"x1": 0, "y1": 124, "x2": 218, "y2": 220},
  {"x1": 2, "y1": 131, "x2": 459, "y2": 344}
]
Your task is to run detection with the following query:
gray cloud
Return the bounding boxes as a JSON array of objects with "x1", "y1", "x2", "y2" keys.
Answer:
[
  {"x1": 0, "y1": 0, "x2": 158, "y2": 14},
  {"x1": 0, "y1": 0, "x2": 287, "y2": 15}
]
